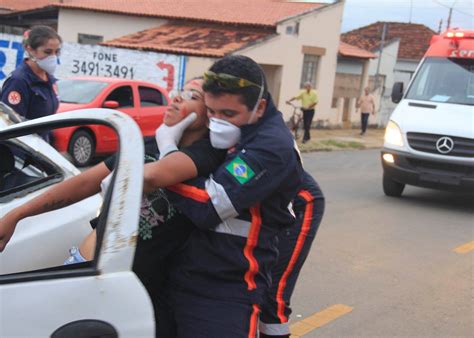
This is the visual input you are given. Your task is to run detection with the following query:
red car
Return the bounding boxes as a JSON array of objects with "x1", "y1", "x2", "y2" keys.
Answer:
[{"x1": 54, "y1": 77, "x2": 169, "y2": 166}]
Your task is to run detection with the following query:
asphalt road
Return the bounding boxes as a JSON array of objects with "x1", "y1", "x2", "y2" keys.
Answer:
[{"x1": 289, "y1": 149, "x2": 473, "y2": 337}]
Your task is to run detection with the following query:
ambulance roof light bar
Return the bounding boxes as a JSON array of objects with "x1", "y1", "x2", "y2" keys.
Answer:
[{"x1": 446, "y1": 31, "x2": 464, "y2": 38}]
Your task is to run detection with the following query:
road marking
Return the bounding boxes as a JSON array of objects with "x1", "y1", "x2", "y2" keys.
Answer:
[
  {"x1": 290, "y1": 304, "x2": 353, "y2": 337},
  {"x1": 453, "y1": 241, "x2": 474, "y2": 254}
]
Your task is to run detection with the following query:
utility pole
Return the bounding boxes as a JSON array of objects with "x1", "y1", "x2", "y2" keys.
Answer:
[
  {"x1": 445, "y1": 0, "x2": 458, "y2": 30},
  {"x1": 447, "y1": 7, "x2": 453, "y2": 29},
  {"x1": 438, "y1": 19, "x2": 443, "y2": 33},
  {"x1": 375, "y1": 22, "x2": 387, "y2": 91},
  {"x1": 409, "y1": 0, "x2": 413, "y2": 23}
]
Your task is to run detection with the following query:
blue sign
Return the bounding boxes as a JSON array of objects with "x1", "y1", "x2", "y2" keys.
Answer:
[{"x1": 0, "y1": 38, "x2": 24, "y2": 80}]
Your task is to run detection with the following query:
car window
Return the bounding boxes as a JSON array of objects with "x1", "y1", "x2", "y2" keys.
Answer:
[
  {"x1": 139, "y1": 86, "x2": 167, "y2": 107},
  {"x1": 105, "y1": 86, "x2": 134, "y2": 108},
  {"x1": 58, "y1": 80, "x2": 108, "y2": 104},
  {"x1": 0, "y1": 141, "x2": 63, "y2": 203}
]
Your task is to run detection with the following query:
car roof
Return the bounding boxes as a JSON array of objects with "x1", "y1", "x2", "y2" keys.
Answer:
[{"x1": 62, "y1": 77, "x2": 155, "y2": 85}]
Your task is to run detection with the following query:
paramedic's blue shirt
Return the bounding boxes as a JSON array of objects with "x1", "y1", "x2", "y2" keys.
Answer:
[{"x1": 1, "y1": 61, "x2": 59, "y2": 120}]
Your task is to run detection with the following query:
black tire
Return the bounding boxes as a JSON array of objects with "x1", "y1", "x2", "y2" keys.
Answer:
[
  {"x1": 383, "y1": 173, "x2": 405, "y2": 197},
  {"x1": 69, "y1": 130, "x2": 95, "y2": 167}
]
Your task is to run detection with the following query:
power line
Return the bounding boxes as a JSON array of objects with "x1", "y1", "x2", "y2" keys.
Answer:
[
  {"x1": 434, "y1": 0, "x2": 474, "y2": 16},
  {"x1": 432, "y1": 0, "x2": 473, "y2": 29}
]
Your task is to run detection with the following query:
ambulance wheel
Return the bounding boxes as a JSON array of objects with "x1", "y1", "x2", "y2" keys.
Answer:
[
  {"x1": 383, "y1": 173, "x2": 405, "y2": 197},
  {"x1": 69, "y1": 130, "x2": 95, "y2": 167}
]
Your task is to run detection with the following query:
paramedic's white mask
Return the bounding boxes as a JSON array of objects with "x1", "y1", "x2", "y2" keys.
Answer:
[
  {"x1": 32, "y1": 55, "x2": 58, "y2": 75},
  {"x1": 209, "y1": 117, "x2": 241, "y2": 149}
]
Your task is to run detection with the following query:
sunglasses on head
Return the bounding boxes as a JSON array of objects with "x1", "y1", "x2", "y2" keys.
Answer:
[{"x1": 203, "y1": 71, "x2": 262, "y2": 89}]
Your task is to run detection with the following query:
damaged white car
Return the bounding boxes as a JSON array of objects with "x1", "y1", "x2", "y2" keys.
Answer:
[
  {"x1": 0, "y1": 107, "x2": 155, "y2": 337},
  {"x1": 0, "y1": 104, "x2": 101, "y2": 275}
]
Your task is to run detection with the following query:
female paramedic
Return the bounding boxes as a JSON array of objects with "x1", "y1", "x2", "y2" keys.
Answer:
[{"x1": 1, "y1": 25, "x2": 62, "y2": 142}]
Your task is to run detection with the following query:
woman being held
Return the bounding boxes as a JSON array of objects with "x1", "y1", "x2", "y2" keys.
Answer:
[{"x1": 0, "y1": 78, "x2": 224, "y2": 294}]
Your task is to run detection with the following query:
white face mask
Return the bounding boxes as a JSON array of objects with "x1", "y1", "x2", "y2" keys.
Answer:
[
  {"x1": 209, "y1": 117, "x2": 241, "y2": 149},
  {"x1": 32, "y1": 55, "x2": 58, "y2": 75}
]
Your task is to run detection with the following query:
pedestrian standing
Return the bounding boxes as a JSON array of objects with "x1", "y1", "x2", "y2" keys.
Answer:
[
  {"x1": 357, "y1": 87, "x2": 376, "y2": 136},
  {"x1": 287, "y1": 82, "x2": 318, "y2": 143},
  {"x1": 1, "y1": 25, "x2": 62, "y2": 143}
]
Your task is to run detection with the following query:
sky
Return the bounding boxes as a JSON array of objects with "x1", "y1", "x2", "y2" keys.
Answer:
[{"x1": 334, "y1": 0, "x2": 474, "y2": 32}]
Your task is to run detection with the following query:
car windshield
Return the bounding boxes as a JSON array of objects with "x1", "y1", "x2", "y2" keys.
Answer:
[
  {"x1": 58, "y1": 79, "x2": 108, "y2": 104},
  {"x1": 406, "y1": 57, "x2": 474, "y2": 106}
]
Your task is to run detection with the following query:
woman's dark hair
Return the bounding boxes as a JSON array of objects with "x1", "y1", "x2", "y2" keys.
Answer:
[
  {"x1": 203, "y1": 55, "x2": 268, "y2": 110},
  {"x1": 24, "y1": 25, "x2": 62, "y2": 50}
]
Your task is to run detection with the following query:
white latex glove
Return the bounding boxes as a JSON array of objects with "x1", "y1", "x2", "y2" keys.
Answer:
[
  {"x1": 100, "y1": 172, "x2": 113, "y2": 197},
  {"x1": 155, "y1": 112, "x2": 197, "y2": 159}
]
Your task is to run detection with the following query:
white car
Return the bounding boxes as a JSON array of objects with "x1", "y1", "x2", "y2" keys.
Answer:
[
  {"x1": 0, "y1": 103, "x2": 102, "y2": 275},
  {"x1": 0, "y1": 107, "x2": 155, "y2": 337}
]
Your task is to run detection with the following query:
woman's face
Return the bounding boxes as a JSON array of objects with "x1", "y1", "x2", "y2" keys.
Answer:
[
  {"x1": 164, "y1": 79, "x2": 207, "y2": 131},
  {"x1": 28, "y1": 38, "x2": 61, "y2": 60}
]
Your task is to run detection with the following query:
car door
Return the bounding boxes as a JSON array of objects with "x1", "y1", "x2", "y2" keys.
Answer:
[
  {"x1": 0, "y1": 109, "x2": 154, "y2": 338},
  {"x1": 96, "y1": 85, "x2": 137, "y2": 150},
  {"x1": 137, "y1": 85, "x2": 168, "y2": 138},
  {"x1": 0, "y1": 138, "x2": 101, "y2": 275}
]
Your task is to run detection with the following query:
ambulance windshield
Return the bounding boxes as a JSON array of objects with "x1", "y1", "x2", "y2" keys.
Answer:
[{"x1": 406, "y1": 57, "x2": 474, "y2": 106}]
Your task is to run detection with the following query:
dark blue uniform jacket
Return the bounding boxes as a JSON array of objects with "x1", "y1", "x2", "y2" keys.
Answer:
[
  {"x1": 1, "y1": 61, "x2": 59, "y2": 120},
  {"x1": 166, "y1": 94, "x2": 304, "y2": 304}
]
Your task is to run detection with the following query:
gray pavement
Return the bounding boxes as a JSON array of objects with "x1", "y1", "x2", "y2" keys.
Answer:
[{"x1": 289, "y1": 149, "x2": 473, "y2": 337}]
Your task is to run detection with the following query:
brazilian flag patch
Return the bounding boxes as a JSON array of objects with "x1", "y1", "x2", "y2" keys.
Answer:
[{"x1": 226, "y1": 156, "x2": 255, "y2": 185}]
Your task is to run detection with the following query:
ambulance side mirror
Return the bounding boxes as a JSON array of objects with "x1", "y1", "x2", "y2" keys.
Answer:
[{"x1": 392, "y1": 82, "x2": 404, "y2": 104}]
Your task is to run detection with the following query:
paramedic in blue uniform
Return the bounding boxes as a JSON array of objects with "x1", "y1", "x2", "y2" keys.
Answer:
[
  {"x1": 1, "y1": 25, "x2": 61, "y2": 143},
  {"x1": 259, "y1": 170, "x2": 325, "y2": 338},
  {"x1": 151, "y1": 55, "x2": 304, "y2": 338}
]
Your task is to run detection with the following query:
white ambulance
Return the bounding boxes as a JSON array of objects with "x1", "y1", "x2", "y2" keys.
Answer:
[{"x1": 382, "y1": 29, "x2": 474, "y2": 196}]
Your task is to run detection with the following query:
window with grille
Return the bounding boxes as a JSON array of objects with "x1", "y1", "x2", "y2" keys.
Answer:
[
  {"x1": 78, "y1": 33, "x2": 103, "y2": 45},
  {"x1": 300, "y1": 54, "x2": 319, "y2": 88}
]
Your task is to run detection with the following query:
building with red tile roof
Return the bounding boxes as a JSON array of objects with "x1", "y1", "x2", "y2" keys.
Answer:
[
  {"x1": 341, "y1": 21, "x2": 436, "y2": 61},
  {"x1": 0, "y1": 1, "x2": 74, "y2": 31},
  {"x1": 52, "y1": 0, "x2": 346, "y2": 125},
  {"x1": 0, "y1": 1, "x2": 58, "y2": 14},
  {"x1": 55, "y1": 0, "x2": 325, "y2": 28},
  {"x1": 336, "y1": 21, "x2": 437, "y2": 127},
  {"x1": 0, "y1": 0, "x2": 346, "y2": 124},
  {"x1": 338, "y1": 41, "x2": 376, "y2": 60},
  {"x1": 103, "y1": 22, "x2": 276, "y2": 58}
]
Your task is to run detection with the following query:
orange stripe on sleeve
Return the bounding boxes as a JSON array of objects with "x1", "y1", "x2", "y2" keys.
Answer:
[
  {"x1": 167, "y1": 183, "x2": 209, "y2": 203},
  {"x1": 298, "y1": 189, "x2": 314, "y2": 203},
  {"x1": 276, "y1": 189, "x2": 315, "y2": 323},
  {"x1": 243, "y1": 205, "x2": 262, "y2": 291},
  {"x1": 248, "y1": 304, "x2": 260, "y2": 338}
]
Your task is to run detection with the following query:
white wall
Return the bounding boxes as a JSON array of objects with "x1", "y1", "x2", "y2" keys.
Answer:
[
  {"x1": 336, "y1": 57, "x2": 364, "y2": 75},
  {"x1": 393, "y1": 59, "x2": 419, "y2": 89},
  {"x1": 240, "y1": 1, "x2": 344, "y2": 123},
  {"x1": 395, "y1": 59, "x2": 419, "y2": 73},
  {"x1": 368, "y1": 39, "x2": 400, "y2": 95},
  {"x1": 185, "y1": 56, "x2": 215, "y2": 81},
  {"x1": 58, "y1": 9, "x2": 165, "y2": 43}
]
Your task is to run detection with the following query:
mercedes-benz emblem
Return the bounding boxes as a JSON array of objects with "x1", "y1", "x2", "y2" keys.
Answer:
[{"x1": 436, "y1": 136, "x2": 454, "y2": 154}]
